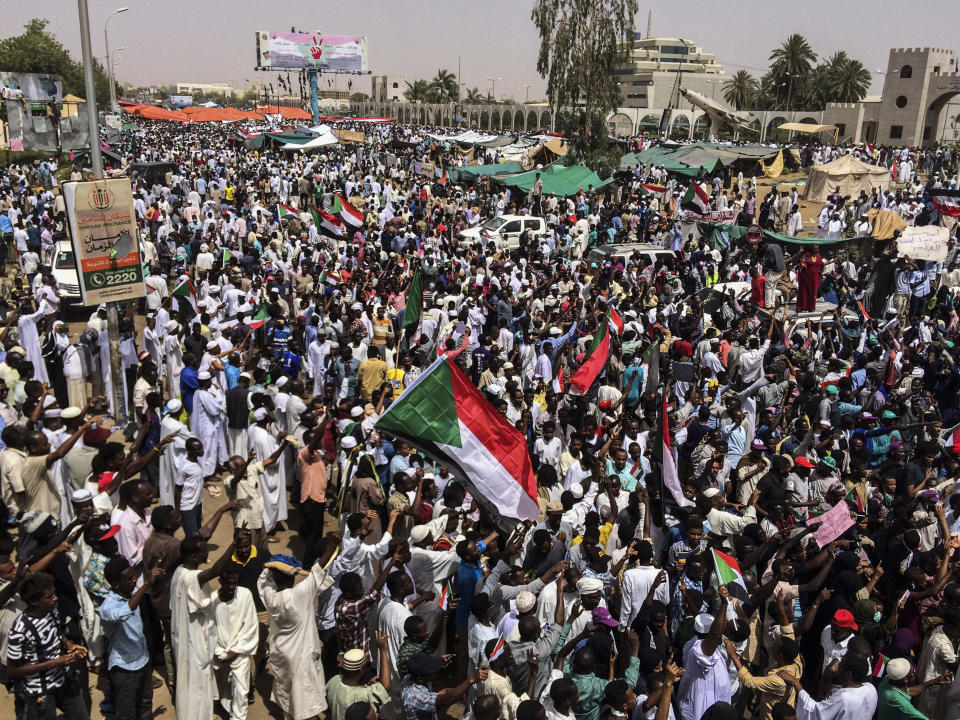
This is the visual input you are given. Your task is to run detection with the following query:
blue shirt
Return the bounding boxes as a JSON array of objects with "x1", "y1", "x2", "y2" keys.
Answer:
[
  {"x1": 456, "y1": 559, "x2": 484, "y2": 629},
  {"x1": 224, "y1": 363, "x2": 241, "y2": 390},
  {"x1": 99, "y1": 591, "x2": 149, "y2": 671},
  {"x1": 180, "y1": 366, "x2": 199, "y2": 413}
]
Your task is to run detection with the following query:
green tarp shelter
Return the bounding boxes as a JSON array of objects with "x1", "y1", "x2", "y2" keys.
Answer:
[
  {"x1": 620, "y1": 146, "x2": 718, "y2": 177},
  {"x1": 265, "y1": 132, "x2": 313, "y2": 145},
  {"x1": 448, "y1": 162, "x2": 525, "y2": 183},
  {"x1": 705, "y1": 222, "x2": 867, "y2": 250},
  {"x1": 495, "y1": 163, "x2": 613, "y2": 196}
]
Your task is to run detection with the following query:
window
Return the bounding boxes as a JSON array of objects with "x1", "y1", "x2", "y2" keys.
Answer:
[
  {"x1": 392, "y1": 82, "x2": 399, "y2": 89},
  {"x1": 923, "y1": 126, "x2": 932, "y2": 140},
  {"x1": 890, "y1": 125, "x2": 903, "y2": 139},
  {"x1": 502, "y1": 221, "x2": 522, "y2": 234},
  {"x1": 899, "y1": 64, "x2": 912, "y2": 79},
  {"x1": 836, "y1": 123, "x2": 846, "y2": 136},
  {"x1": 934, "y1": 66, "x2": 941, "y2": 75},
  {"x1": 524, "y1": 220, "x2": 541, "y2": 230},
  {"x1": 895, "y1": 95, "x2": 908, "y2": 109}
]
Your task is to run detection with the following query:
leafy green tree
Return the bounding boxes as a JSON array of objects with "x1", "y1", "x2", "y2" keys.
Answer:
[
  {"x1": 531, "y1": 0, "x2": 637, "y2": 177},
  {"x1": 768, "y1": 33, "x2": 817, "y2": 109},
  {"x1": 463, "y1": 87, "x2": 484, "y2": 104},
  {"x1": 826, "y1": 52, "x2": 871, "y2": 104},
  {"x1": 430, "y1": 69, "x2": 458, "y2": 103},
  {"x1": 722, "y1": 70, "x2": 758, "y2": 110},
  {"x1": 0, "y1": 19, "x2": 118, "y2": 107},
  {"x1": 403, "y1": 79, "x2": 431, "y2": 103}
]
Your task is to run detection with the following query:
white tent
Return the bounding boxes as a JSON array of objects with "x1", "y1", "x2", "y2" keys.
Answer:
[
  {"x1": 804, "y1": 154, "x2": 892, "y2": 203},
  {"x1": 282, "y1": 124, "x2": 338, "y2": 151}
]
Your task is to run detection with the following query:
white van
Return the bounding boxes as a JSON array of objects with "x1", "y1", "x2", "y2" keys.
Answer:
[{"x1": 459, "y1": 215, "x2": 548, "y2": 250}]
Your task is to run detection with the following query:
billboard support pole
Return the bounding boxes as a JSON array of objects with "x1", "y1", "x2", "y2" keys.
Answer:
[
  {"x1": 78, "y1": 0, "x2": 128, "y2": 426},
  {"x1": 308, "y1": 68, "x2": 320, "y2": 126}
]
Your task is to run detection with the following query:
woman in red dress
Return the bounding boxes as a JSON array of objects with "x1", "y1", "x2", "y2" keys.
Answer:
[{"x1": 796, "y1": 243, "x2": 824, "y2": 312}]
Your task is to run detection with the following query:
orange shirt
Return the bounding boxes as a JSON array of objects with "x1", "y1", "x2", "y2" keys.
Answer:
[{"x1": 297, "y1": 446, "x2": 328, "y2": 504}]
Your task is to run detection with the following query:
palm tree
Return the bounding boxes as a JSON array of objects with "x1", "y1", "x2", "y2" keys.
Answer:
[
  {"x1": 827, "y1": 53, "x2": 871, "y2": 103},
  {"x1": 722, "y1": 70, "x2": 759, "y2": 110},
  {"x1": 464, "y1": 87, "x2": 484, "y2": 104},
  {"x1": 769, "y1": 34, "x2": 817, "y2": 109},
  {"x1": 403, "y1": 79, "x2": 431, "y2": 103},
  {"x1": 430, "y1": 69, "x2": 459, "y2": 102}
]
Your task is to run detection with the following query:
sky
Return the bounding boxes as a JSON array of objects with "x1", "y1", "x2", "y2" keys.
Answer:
[{"x1": 3, "y1": 0, "x2": 960, "y2": 102}]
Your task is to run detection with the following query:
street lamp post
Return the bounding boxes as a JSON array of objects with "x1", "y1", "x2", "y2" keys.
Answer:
[
  {"x1": 104, "y1": 7, "x2": 128, "y2": 114},
  {"x1": 485, "y1": 76, "x2": 501, "y2": 102},
  {"x1": 524, "y1": 84, "x2": 532, "y2": 104}
]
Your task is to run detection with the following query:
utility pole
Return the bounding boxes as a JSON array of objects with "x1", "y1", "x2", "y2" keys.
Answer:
[{"x1": 78, "y1": 0, "x2": 128, "y2": 424}]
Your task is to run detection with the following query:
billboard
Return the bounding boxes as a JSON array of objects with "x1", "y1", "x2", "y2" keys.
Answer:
[
  {"x1": 0, "y1": 71, "x2": 63, "y2": 101},
  {"x1": 64, "y1": 179, "x2": 146, "y2": 305},
  {"x1": 256, "y1": 31, "x2": 367, "y2": 72},
  {"x1": 169, "y1": 95, "x2": 193, "y2": 108}
]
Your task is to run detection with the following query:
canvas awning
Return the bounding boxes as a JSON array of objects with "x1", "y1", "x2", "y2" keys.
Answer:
[
  {"x1": 777, "y1": 122, "x2": 837, "y2": 133},
  {"x1": 495, "y1": 163, "x2": 612, "y2": 196}
]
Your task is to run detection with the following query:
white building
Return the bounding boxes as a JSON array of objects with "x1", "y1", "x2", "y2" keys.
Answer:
[
  {"x1": 175, "y1": 82, "x2": 237, "y2": 97},
  {"x1": 371, "y1": 75, "x2": 407, "y2": 103},
  {"x1": 616, "y1": 35, "x2": 730, "y2": 110}
]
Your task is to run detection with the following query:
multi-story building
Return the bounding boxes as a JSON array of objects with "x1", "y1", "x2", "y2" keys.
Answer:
[
  {"x1": 371, "y1": 75, "x2": 407, "y2": 103},
  {"x1": 616, "y1": 35, "x2": 730, "y2": 110},
  {"x1": 176, "y1": 82, "x2": 237, "y2": 97}
]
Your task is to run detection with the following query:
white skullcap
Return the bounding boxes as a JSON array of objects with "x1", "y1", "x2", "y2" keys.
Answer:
[
  {"x1": 886, "y1": 658, "x2": 911, "y2": 681},
  {"x1": 166, "y1": 399, "x2": 183, "y2": 414},
  {"x1": 198, "y1": 371, "x2": 212, "y2": 381},
  {"x1": 70, "y1": 488, "x2": 93, "y2": 503},
  {"x1": 409, "y1": 526, "x2": 431, "y2": 543},
  {"x1": 253, "y1": 408, "x2": 269, "y2": 421},
  {"x1": 694, "y1": 613, "x2": 714, "y2": 634},
  {"x1": 61, "y1": 406, "x2": 82, "y2": 420},
  {"x1": 576, "y1": 577, "x2": 603, "y2": 595},
  {"x1": 341, "y1": 436, "x2": 358, "y2": 449},
  {"x1": 350, "y1": 406, "x2": 364, "y2": 418},
  {"x1": 703, "y1": 487, "x2": 721, "y2": 498},
  {"x1": 276, "y1": 376, "x2": 288, "y2": 388}
]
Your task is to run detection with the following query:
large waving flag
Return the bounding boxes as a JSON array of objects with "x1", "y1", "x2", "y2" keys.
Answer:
[
  {"x1": 652, "y1": 389, "x2": 694, "y2": 508},
  {"x1": 375, "y1": 356, "x2": 539, "y2": 526},
  {"x1": 277, "y1": 203, "x2": 297, "y2": 220},
  {"x1": 310, "y1": 206, "x2": 344, "y2": 237},
  {"x1": 402, "y1": 267, "x2": 424, "y2": 345},
  {"x1": 681, "y1": 182, "x2": 710, "y2": 214},
  {"x1": 569, "y1": 312, "x2": 610, "y2": 395},
  {"x1": 711, "y1": 548, "x2": 749, "y2": 602},
  {"x1": 171, "y1": 278, "x2": 198, "y2": 317},
  {"x1": 334, "y1": 193, "x2": 364, "y2": 228},
  {"x1": 930, "y1": 188, "x2": 960, "y2": 217}
]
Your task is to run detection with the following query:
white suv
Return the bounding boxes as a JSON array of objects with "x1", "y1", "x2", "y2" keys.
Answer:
[
  {"x1": 52, "y1": 239, "x2": 82, "y2": 305},
  {"x1": 459, "y1": 214, "x2": 548, "y2": 250}
]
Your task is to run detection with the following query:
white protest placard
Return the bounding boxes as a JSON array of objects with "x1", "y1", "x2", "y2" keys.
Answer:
[
  {"x1": 897, "y1": 225, "x2": 949, "y2": 263},
  {"x1": 806, "y1": 500, "x2": 855, "y2": 546}
]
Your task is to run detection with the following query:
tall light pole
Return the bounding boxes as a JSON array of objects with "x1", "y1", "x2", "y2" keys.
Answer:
[
  {"x1": 104, "y1": 7, "x2": 128, "y2": 114},
  {"x1": 485, "y1": 76, "x2": 501, "y2": 102},
  {"x1": 524, "y1": 84, "x2": 532, "y2": 104}
]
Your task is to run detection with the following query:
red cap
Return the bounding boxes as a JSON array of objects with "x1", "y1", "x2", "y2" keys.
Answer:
[
  {"x1": 832, "y1": 609, "x2": 858, "y2": 631},
  {"x1": 794, "y1": 457, "x2": 815, "y2": 468},
  {"x1": 97, "y1": 471, "x2": 118, "y2": 493}
]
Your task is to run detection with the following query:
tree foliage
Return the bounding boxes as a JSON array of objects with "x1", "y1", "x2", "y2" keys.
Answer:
[
  {"x1": 722, "y1": 70, "x2": 759, "y2": 110},
  {"x1": 532, "y1": 0, "x2": 637, "y2": 177},
  {"x1": 0, "y1": 19, "x2": 118, "y2": 107}
]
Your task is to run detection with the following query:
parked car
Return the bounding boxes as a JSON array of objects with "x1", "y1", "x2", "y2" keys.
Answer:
[
  {"x1": 52, "y1": 239, "x2": 82, "y2": 305},
  {"x1": 586, "y1": 243, "x2": 678, "y2": 269},
  {"x1": 459, "y1": 215, "x2": 548, "y2": 250}
]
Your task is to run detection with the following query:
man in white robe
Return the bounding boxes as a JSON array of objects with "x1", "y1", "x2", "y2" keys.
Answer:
[
  {"x1": 163, "y1": 320, "x2": 185, "y2": 399},
  {"x1": 677, "y1": 591, "x2": 731, "y2": 720},
  {"x1": 248, "y1": 408, "x2": 286, "y2": 532},
  {"x1": 190, "y1": 372, "x2": 227, "y2": 479},
  {"x1": 159, "y1": 399, "x2": 192, "y2": 507},
  {"x1": 170, "y1": 536, "x2": 236, "y2": 720},
  {"x1": 18, "y1": 299, "x2": 51, "y2": 384},
  {"x1": 257, "y1": 553, "x2": 335, "y2": 720},
  {"x1": 214, "y1": 568, "x2": 259, "y2": 720}
]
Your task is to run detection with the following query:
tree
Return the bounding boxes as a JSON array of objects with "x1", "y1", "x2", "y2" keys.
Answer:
[
  {"x1": 722, "y1": 70, "x2": 758, "y2": 110},
  {"x1": 532, "y1": 0, "x2": 637, "y2": 177},
  {"x1": 350, "y1": 92, "x2": 369, "y2": 102},
  {"x1": 430, "y1": 69, "x2": 459, "y2": 103},
  {"x1": 403, "y1": 79, "x2": 431, "y2": 103},
  {"x1": 768, "y1": 33, "x2": 817, "y2": 109},
  {"x1": 826, "y1": 52, "x2": 871, "y2": 104},
  {"x1": 0, "y1": 19, "x2": 118, "y2": 108},
  {"x1": 463, "y1": 87, "x2": 484, "y2": 104}
]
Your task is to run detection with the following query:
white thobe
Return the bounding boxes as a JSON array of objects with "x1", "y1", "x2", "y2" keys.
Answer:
[
  {"x1": 408, "y1": 546, "x2": 459, "y2": 632},
  {"x1": 214, "y1": 587, "x2": 259, "y2": 720},
  {"x1": 248, "y1": 424, "x2": 286, "y2": 531},
  {"x1": 170, "y1": 566, "x2": 218, "y2": 720},
  {"x1": 164, "y1": 334, "x2": 185, "y2": 398},
  {"x1": 796, "y1": 685, "x2": 878, "y2": 720},
  {"x1": 676, "y1": 637, "x2": 731, "y2": 720},
  {"x1": 18, "y1": 303, "x2": 49, "y2": 384},
  {"x1": 191, "y1": 387, "x2": 227, "y2": 477},
  {"x1": 257, "y1": 563, "x2": 334, "y2": 720},
  {"x1": 159, "y1": 415, "x2": 192, "y2": 507},
  {"x1": 377, "y1": 597, "x2": 411, "y2": 685}
]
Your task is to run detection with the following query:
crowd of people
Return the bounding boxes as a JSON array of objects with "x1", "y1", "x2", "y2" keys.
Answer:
[{"x1": 0, "y1": 116, "x2": 959, "y2": 720}]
